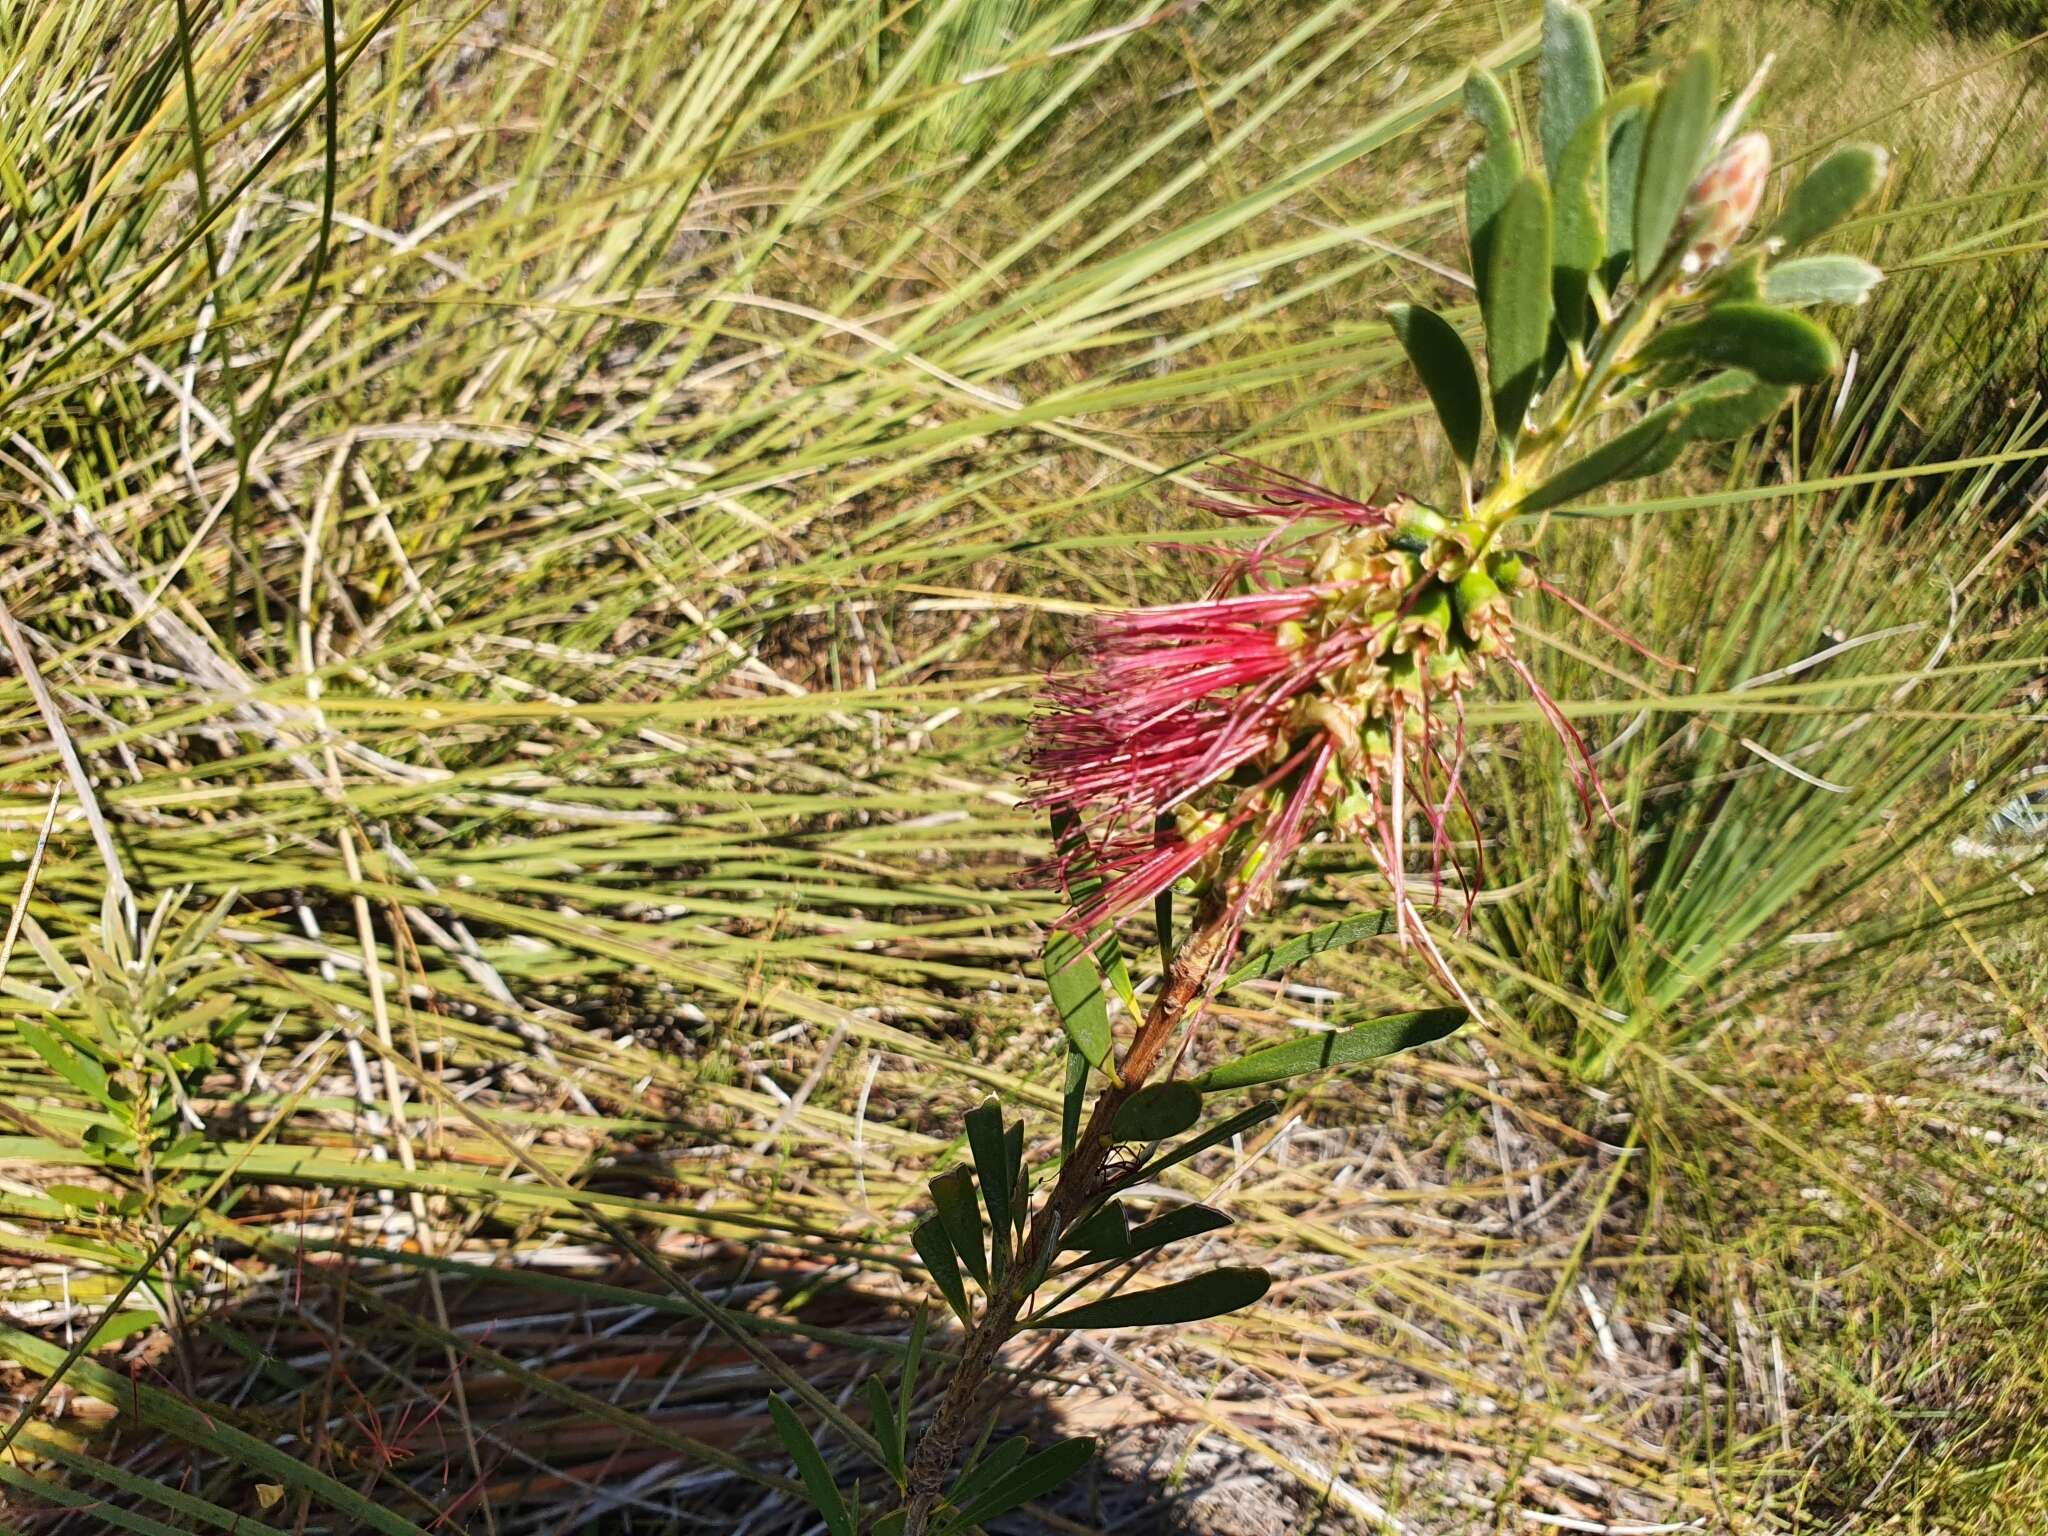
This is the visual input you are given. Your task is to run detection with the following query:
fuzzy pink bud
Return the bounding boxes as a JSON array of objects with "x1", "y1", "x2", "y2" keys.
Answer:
[{"x1": 1682, "y1": 131, "x2": 1771, "y2": 275}]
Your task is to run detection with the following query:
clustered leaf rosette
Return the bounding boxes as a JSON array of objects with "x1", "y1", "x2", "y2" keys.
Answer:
[
  {"x1": 1390, "y1": 4, "x2": 1887, "y2": 529},
  {"x1": 1027, "y1": 471, "x2": 1588, "y2": 1011}
]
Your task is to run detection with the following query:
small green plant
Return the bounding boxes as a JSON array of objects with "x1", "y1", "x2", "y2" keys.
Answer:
[
  {"x1": 18, "y1": 889, "x2": 239, "y2": 1204},
  {"x1": 765, "y1": 5, "x2": 1891, "y2": 1529}
]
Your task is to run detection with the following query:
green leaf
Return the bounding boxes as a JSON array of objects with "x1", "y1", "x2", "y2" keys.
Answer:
[
  {"x1": 898, "y1": 1307, "x2": 928, "y2": 1441},
  {"x1": 964, "y1": 1100, "x2": 1010, "y2": 1281},
  {"x1": 1484, "y1": 173, "x2": 1555, "y2": 452},
  {"x1": 1060, "y1": 1044, "x2": 1086, "y2": 1161},
  {"x1": 1027, "y1": 1267, "x2": 1271, "y2": 1331},
  {"x1": 1762, "y1": 254, "x2": 1883, "y2": 309},
  {"x1": 1638, "y1": 301, "x2": 1840, "y2": 384},
  {"x1": 1634, "y1": 49, "x2": 1717, "y2": 283},
  {"x1": 1222, "y1": 911, "x2": 1396, "y2": 988},
  {"x1": 21, "y1": 1021, "x2": 112, "y2": 1106},
  {"x1": 1042, "y1": 927, "x2": 1114, "y2": 1073},
  {"x1": 1043, "y1": 809, "x2": 1138, "y2": 1073},
  {"x1": 940, "y1": 1437, "x2": 1096, "y2": 1532},
  {"x1": 1005, "y1": 1118, "x2": 1025, "y2": 1234},
  {"x1": 928, "y1": 1166, "x2": 987, "y2": 1288},
  {"x1": 1192, "y1": 1009, "x2": 1467, "y2": 1093},
  {"x1": 865, "y1": 1375, "x2": 904, "y2": 1486},
  {"x1": 1767, "y1": 143, "x2": 1887, "y2": 252},
  {"x1": 943, "y1": 1437, "x2": 1029, "y2": 1527},
  {"x1": 83, "y1": 1311, "x2": 160, "y2": 1351},
  {"x1": 1463, "y1": 67, "x2": 1523, "y2": 309},
  {"x1": 1676, "y1": 368, "x2": 1790, "y2": 441},
  {"x1": 1385, "y1": 304, "x2": 1483, "y2": 473},
  {"x1": 1517, "y1": 401, "x2": 1689, "y2": 515},
  {"x1": 1154, "y1": 810, "x2": 1174, "y2": 957},
  {"x1": 1023, "y1": 1206, "x2": 1066, "y2": 1292},
  {"x1": 48, "y1": 1184, "x2": 138, "y2": 1214},
  {"x1": 1126, "y1": 1203, "x2": 1233, "y2": 1256},
  {"x1": 1604, "y1": 102, "x2": 1647, "y2": 282},
  {"x1": 1553, "y1": 80, "x2": 1656, "y2": 345},
  {"x1": 1063, "y1": 1200, "x2": 1131, "y2": 1259},
  {"x1": 1538, "y1": 0, "x2": 1604, "y2": 174},
  {"x1": 1123, "y1": 1102, "x2": 1281, "y2": 1187},
  {"x1": 1111, "y1": 1080, "x2": 1201, "y2": 1143},
  {"x1": 1710, "y1": 249, "x2": 1766, "y2": 301},
  {"x1": 768, "y1": 1395, "x2": 856, "y2": 1536},
  {"x1": 913, "y1": 1217, "x2": 973, "y2": 1325}
]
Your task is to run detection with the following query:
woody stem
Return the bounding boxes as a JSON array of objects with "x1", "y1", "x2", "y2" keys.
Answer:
[{"x1": 899, "y1": 894, "x2": 1235, "y2": 1534}]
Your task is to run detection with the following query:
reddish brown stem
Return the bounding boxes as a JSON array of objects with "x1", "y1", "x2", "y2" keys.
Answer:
[{"x1": 899, "y1": 897, "x2": 1233, "y2": 1533}]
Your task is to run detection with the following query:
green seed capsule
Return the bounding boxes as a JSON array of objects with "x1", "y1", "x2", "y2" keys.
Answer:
[
  {"x1": 1485, "y1": 549, "x2": 1528, "y2": 591},
  {"x1": 1380, "y1": 650, "x2": 1422, "y2": 707},
  {"x1": 1427, "y1": 643, "x2": 1475, "y2": 692},
  {"x1": 1453, "y1": 565, "x2": 1511, "y2": 654},
  {"x1": 1427, "y1": 520, "x2": 1483, "y2": 578},
  {"x1": 1396, "y1": 581, "x2": 1453, "y2": 653}
]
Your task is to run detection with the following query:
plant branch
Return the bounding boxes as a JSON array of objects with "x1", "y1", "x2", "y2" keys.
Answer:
[{"x1": 898, "y1": 893, "x2": 1235, "y2": 1533}]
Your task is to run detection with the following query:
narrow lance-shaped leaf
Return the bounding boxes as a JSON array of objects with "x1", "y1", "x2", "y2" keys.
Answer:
[
  {"x1": 1516, "y1": 399, "x2": 1691, "y2": 515},
  {"x1": 913, "y1": 1217, "x2": 973, "y2": 1325},
  {"x1": 938, "y1": 1437, "x2": 1097, "y2": 1534},
  {"x1": 1027, "y1": 1267, "x2": 1271, "y2": 1331},
  {"x1": 1762, "y1": 254, "x2": 1883, "y2": 309},
  {"x1": 1126, "y1": 1203, "x2": 1233, "y2": 1256},
  {"x1": 1043, "y1": 809, "x2": 1136, "y2": 1076},
  {"x1": 1111, "y1": 1080, "x2": 1200, "y2": 1143},
  {"x1": 1021, "y1": 1207, "x2": 1065, "y2": 1295},
  {"x1": 20, "y1": 1022, "x2": 112, "y2": 1106},
  {"x1": 864, "y1": 1375, "x2": 904, "y2": 1487},
  {"x1": 1463, "y1": 66, "x2": 1522, "y2": 309},
  {"x1": 1634, "y1": 49, "x2": 1716, "y2": 284},
  {"x1": 1766, "y1": 143, "x2": 1888, "y2": 251},
  {"x1": 1636, "y1": 301, "x2": 1840, "y2": 385},
  {"x1": 1485, "y1": 173, "x2": 1554, "y2": 455},
  {"x1": 1042, "y1": 928, "x2": 1113, "y2": 1074},
  {"x1": 1193, "y1": 1009, "x2": 1467, "y2": 1093},
  {"x1": 928, "y1": 1166, "x2": 987, "y2": 1288},
  {"x1": 1222, "y1": 910, "x2": 1396, "y2": 988},
  {"x1": 1062, "y1": 1200, "x2": 1130, "y2": 1259},
  {"x1": 1604, "y1": 103, "x2": 1646, "y2": 282},
  {"x1": 1004, "y1": 1118, "x2": 1025, "y2": 1237},
  {"x1": 1060, "y1": 1044, "x2": 1086, "y2": 1160},
  {"x1": 1538, "y1": 0, "x2": 1605, "y2": 174},
  {"x1": 1676, "y1": 368, "x2": 1791, "y2": 441},
  {"x1": 1553, "y1": 80, "x2": 1655, "y2": 344},
  {"x1": 898, "y1": 1307, "x2": 927, "y2": 1441},
  {"x1": 768, "y1": 1396, "x2": 856, "y2": 1536},
  {"x1": 964, "y1": 1101, "x2": 1011, "y2": 1281},
  {"x1": 1385, "y1": 304, "x2": 1483, "y2": 476},
  {"x1": 1153, "y1": 811, "x2": 1173, "y2": 958},
  {"x1": 81, "y1": 1312, "x2": 159, "y2": 1351},
  {"x1": 1121, "y1": 1101, "x2": 1280, "y2": 1188},
  {"x1": 941, "y1": 1438, "x2": 1029, "y2": 1529}
]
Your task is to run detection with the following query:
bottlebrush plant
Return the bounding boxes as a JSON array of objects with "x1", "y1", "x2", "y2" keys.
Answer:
[{"x1": 766, "y1": 6, "x2": 1889, "y2": 1531}]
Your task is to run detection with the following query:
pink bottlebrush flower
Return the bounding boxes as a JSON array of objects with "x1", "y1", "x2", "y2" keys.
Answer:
[
  {"x1": 1026, "y1": 472, "x2": 1517, "y2": 1003},
  {"x1": 1026, "y1": 466, "x2": 1630, "y2": 1017}
]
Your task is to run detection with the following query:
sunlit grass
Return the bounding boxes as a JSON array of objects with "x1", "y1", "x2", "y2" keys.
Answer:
[{"x1": 0, "y1": 0, "x2": 2041, "y2": 1531}]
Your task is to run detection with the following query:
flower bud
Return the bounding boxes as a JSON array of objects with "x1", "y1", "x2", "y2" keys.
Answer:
[{"x1": 1682, "y1": 131, "x2": 1771, "y2": 275}]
